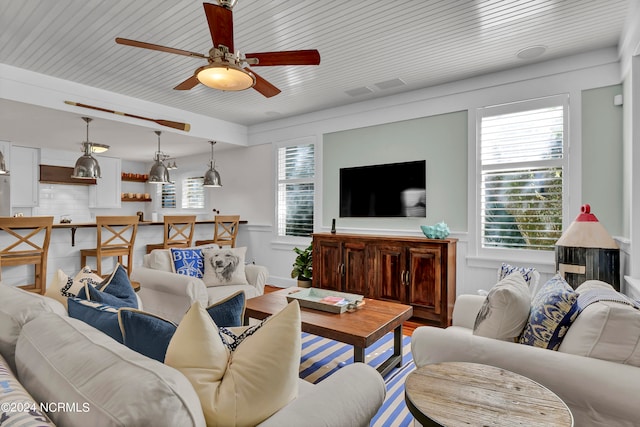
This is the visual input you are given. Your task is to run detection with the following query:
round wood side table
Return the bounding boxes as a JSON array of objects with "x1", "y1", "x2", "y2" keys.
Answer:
[{"x1": 405, "y1": 362, "x2": 573, "y2": 426}]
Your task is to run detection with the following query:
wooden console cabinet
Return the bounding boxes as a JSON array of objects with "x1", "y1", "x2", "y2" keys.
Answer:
[{"x1": 312, "y1": 233, "x2": 457, "y2": 327}]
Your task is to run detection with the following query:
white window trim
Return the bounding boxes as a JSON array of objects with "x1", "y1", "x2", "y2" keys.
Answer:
[
  {"x1": 273, "y1": 136, "x2": 317, "y2": 242},
  {"x1": 471, "y1": 93, "x2": 570, "y2": 264}
]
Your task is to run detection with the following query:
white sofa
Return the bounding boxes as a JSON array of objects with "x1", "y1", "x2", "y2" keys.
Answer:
[
  {"x1": 132, "y1": 248, "x2": 268, "y2": 323},
  {"x1": 0, "y1": 283, "x2": 386, "y2": 427},
  {"x1": 411, "y1": 292, "x2": 640, "y2": 427}
]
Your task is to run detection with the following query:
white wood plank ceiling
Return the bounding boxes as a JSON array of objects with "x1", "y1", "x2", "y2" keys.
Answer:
[{"x1": 0, "y1": 0, "x2": 634, "y2": 159}]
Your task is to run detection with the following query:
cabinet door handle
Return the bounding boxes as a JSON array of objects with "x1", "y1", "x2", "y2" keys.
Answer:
[
  {"x1": 341, "y1": 263, "x2": 346, "y2": 276},
  {"x1": 405, "y1": 270, "x2": 410, "y2": 285}
]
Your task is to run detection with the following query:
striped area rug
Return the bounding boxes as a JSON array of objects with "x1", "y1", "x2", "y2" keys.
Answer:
[{"x1": 299, "y1": 332, "x2": 416, "y2": 427}]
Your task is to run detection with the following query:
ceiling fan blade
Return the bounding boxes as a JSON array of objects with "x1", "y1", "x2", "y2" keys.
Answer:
[
  {"x1": 174, "y1": 75, "x2": 200, "y2": 90},
  {"x1": 115, "y1": 37, "x2": 206, "y2": 58},
  {"x1": 248, "y1": 68, "x2": 281, "y2": 98},
  {"x1": 245, "y1": 50, "x2": 321, "y2": 66},
  {"x1": 203, "y1": 3, "x2": 234, "y2": 51}
]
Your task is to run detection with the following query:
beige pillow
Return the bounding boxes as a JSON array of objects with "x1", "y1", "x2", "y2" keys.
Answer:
[
  {"x1": 473, "y1": 272, "x2": 531, "y2": 341},
  {"x1": 559, "y1": 280, "x2": 640, "y2": 366},
  {"x1": 45, "y1": 266, "x2": 103, "y2": 309},
  {"x1": 202, "y1": 246, "x2": 248, "y2": 286},
  {"x1": 165, "y1": 300, "x2": 301, "y2": 426},
  {"x1": 145, "y1": 249, "x2": 175, "y2": 272}
]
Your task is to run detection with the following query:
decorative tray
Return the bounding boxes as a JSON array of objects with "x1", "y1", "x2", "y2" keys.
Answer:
[{"x1": 286, "y1": 288, "x2": 364, "y2": 314}]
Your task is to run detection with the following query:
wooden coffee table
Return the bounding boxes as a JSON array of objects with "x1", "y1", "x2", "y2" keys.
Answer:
[
  {"x1": 245, "y1": 287, "x2": 413, "y2": 376},
  {"x1": 405, "y1": 362, "x2": 574, "y2": 426}
]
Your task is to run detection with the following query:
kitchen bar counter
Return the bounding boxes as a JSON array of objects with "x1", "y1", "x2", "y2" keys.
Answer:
[{"x1": 53, "y1": 219, "x2": 245, "y2": 246}]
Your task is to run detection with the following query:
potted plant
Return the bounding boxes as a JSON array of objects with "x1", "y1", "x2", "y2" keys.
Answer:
[{"x1": 291, "y1": 243, "x2": 313, "y2": 288}]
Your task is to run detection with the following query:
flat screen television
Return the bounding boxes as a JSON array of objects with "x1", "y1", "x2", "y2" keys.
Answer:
[{"x1": 339, "y1": 160, "x2": 426, "y2": 218}]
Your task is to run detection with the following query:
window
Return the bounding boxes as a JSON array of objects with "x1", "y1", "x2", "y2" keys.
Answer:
[
  {"x1": 182, "y1": 176, "x2": 205, "y2": 209},
  {"x1": 478, "y1": 95, "x2": 567, "y2": 251},
  {"x1": 161, "y1": 183, "x2": 176, "y2": 208},
  {"x1": 277, "y1": 142, "x2": 315, "y2": 237}
]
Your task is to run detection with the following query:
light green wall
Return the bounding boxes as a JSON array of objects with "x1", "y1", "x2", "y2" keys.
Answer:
[
  {"x1": 581, "y1": 84, "x2": 623, "y2": 236},
  {"x1": 323, "y1": 111, "x2": 468, "y2": 231}
]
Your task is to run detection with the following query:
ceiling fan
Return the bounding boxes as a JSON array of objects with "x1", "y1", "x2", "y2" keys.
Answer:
[{"x1": 115, "y1": 0, "x2": 320, "y2": 98}]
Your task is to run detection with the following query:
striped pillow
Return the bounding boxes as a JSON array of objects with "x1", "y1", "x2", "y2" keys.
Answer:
[{"x1": 0, "y1": 353, "x2": 55, "y2": 426}]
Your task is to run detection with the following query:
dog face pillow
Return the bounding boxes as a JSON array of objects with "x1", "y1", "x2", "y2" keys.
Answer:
[{"x1": 203, "y1": 247, "x2": 249, "y2": 286}]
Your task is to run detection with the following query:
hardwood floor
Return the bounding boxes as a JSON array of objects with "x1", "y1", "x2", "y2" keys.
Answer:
[{"x1": 263, "y1": 285, "x2": 432, "y2": 337}]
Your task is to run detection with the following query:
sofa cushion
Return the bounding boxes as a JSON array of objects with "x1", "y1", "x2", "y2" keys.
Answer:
[
  {"x1": 0, "y1": 352, "x2": 55, "y2": 426},
  {"x1": 559, "y1": 280, "x2": 640, "y2": 367},
  {"x1": 0, "y1": 284, "x2": 66, "y2": 374},
  {"x1": 202, "y1": 247, "x2": 249, "y2": 286},
  {"x1": 45, "y1": 266, "x2": 103, "y2": 309},
  {"x1": 77, "y1": 264, "x2": 138, "y2": 309},
  {"x1": 473, "y1": 272, "x2": 531, "y2": 341},
  {"x1": 520, "y1": 274, "x2": 579, "y2": 350},
  {"x1": 498, "y1": 263, "x2": 541, "y2": 296},
  {"x1": 171, "y1": 248, "x2": 205, "y2": 278},
  {"x1": 145, "y1": 249, "x2": 175, "y2": 272},
  {"x1": 68, "y1": 297, "x2": 123, "y2": 342},
  {"x1": 118, "y1": 308, "x2": 177, "y2": 362},
  {"x1": 165, "y1": 300, "x2": 301, "y2": 426},
  {"x1": 15, "y1": 313, "x2": 205, "y2": 427}
]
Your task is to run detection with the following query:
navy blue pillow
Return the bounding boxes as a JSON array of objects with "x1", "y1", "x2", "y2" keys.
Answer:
[
  {"x1": 68, "y1": 297, "x2": 123, "y2": 342},
  {"x1": 118, "y1": 309, "x2": 177, "y2": 362},
  {"x1": 206, "y1": 291, "x2": 246, "y2": 327},
  {"x1": 77, "y1": 264, "x2": 138, "y2": 309}
]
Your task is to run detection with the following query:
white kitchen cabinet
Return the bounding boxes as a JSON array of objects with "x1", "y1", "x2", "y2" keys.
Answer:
[
  {"x1": 89, "y1": 155, "x2": 121, "y2": 208},
  {"x1": 11, "y1": 145, "x2": 39, "y2": 207}
]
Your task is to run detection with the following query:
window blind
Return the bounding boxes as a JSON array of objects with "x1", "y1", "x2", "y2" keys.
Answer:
[
  {"x1": 182, "y1": 176, "x2": 204, "y2": 209},
  {"x1": 277, "y1": 144, "x2": 314, "y2": 237},
  {"x1": 480, "y1": 103, "x2": 565, "y2": 251}
]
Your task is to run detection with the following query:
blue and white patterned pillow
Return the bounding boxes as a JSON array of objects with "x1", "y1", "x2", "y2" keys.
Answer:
[
  {"x1": 171, "y1": 248, "x2": 205, "y2": 278},
  {"x1": 519, "y1": 274, "x2": 579, "y2": 350},
  {"x1": 498, "y1": 263, "x2": 541, "y2": 294}
]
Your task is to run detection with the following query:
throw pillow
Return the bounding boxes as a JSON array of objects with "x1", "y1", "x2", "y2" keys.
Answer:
[
  {"x1": 0, "y1": 353, "x2": 55, "y2": 426},
  {"x1": 202, "y1": 247, "x2": 249, "y2": 286},
  {"x1": 498, "y1": 263, "x2": 541, "y2": 296},
  {"x1": 45, "y1": 266, "x2": 102, "y2": 309},
  {"x1": 77, "y1": 264, "x2": 138, "y2": 309},
  {"x1": 165, "y1": 300, "x2": 301, "y2": 426},
  {"x1": 473, "y1": 272, "x2": 531, "y2": 341},
  {"x1": 519, "y1": 274, "x2": 579, "y2": 350},
  {"x1": 118, "y1": 308, "x2": 177, "y2": 362},
  {"x1": 206, "y1": 291, "x2": 246, "y2": 327},
  {"x1": 67, "y1": 297, "x2": 122, "y2": 342},
  {"x1": 559, "y1": 280, "x2": 640, "y2": 367},
  {"x1": 171, "y1": 248, "x2": 205, "y2": 278}
]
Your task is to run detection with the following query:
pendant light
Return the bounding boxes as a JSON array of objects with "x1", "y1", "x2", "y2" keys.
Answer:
[
  {"x1": 148, "y1": 131, "x2": 172, "y2": 184},
  {"x1": 203, "y1": 141, "x2": 222, "y2": 187},
  {"x1": 0, "y1": 149, "x2": 8, "y2": 174},
  {"x1": 71, "y1": 117, "x2": 102, "y2": 179}
]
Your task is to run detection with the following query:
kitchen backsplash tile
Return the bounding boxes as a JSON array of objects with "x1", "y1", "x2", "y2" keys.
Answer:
[{"x1": 35, "y1": 184, "x2": 92, "y2": 223}]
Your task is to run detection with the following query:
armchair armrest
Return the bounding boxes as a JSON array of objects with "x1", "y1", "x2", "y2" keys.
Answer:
[
  {"x1": 244, "y1": 264, "x2": 268, "y2": 295},
  {"x1": 451, "y1": 294, "x2": 486, "y2": 328},
  {"x1": 131, "y1": 267, "x2": 208, "y2": 324},
  {"x1": 258, "y1": 363, "x2": 385, "y2": 427}
]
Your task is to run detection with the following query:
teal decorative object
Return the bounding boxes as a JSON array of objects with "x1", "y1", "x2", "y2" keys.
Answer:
[{"x1": 421, "y1": 222, "x2": 450, "y2": 239}]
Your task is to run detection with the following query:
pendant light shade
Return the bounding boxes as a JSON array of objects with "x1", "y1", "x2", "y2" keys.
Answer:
[
  {"x1": 148, "y1": 131, "x2": 172, "y2": 184},
  {"x1": 203, "y1": 141, "x2": 222, "y2": 187},
  {"x1": 71, "y1": 117, "x2": 102, "y2": 179},
  {"x1": 0, "y1": 149, "x2": 8, "y2": 174}
]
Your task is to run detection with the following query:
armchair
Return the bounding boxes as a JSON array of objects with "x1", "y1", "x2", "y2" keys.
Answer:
[{"x1": 131, "y1": 249, "x2": 267, "y2": 324}]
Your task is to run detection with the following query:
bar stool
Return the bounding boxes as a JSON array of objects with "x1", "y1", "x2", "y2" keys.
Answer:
[
  {"x1": 195, "y1": 215, "x2": 240, "y2": 248},
  {"x1": 146, "y1": 215, "x2": 196, "y2": 254},
  {"x1": 0, "y1": 216, "x2": 53, "y2": 295},
  {"x1": 80, "y1": 216, "x2": 139, "y2": 277}
]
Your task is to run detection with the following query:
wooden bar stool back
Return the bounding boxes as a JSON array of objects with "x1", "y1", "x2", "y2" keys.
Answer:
[
  {"x1": 80, "y1": 216, "x2": 139, "y2": 277},
  {"x1": 0, "y1": 216, "x2": 53, "y2": 294},
  {"x1": 196, "y1": 215, "x2": 240, "y2": 248},
  {"x1": 146, "y1": 215, "x2": 196, "y2": 254}
]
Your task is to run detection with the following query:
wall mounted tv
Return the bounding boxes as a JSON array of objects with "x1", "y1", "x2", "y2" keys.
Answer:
[{"x1": 339, "y1": 160, "x2": 426, "y2": 218}]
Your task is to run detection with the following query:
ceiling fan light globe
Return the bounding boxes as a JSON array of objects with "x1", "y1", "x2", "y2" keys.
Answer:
[{"x1": 196, "y1": 64, "x2": 255, "y2": 91}]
